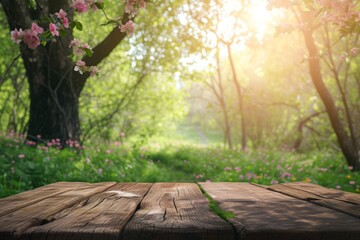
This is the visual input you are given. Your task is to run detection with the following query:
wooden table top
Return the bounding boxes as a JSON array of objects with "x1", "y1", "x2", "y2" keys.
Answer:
[{"x1": 0, "y1": 182, "x2": 359, "y2": 240}]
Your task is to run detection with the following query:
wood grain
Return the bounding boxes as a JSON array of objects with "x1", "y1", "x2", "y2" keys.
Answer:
[
  {"x1": 0, "y1": 182, "x2": 91, "y2": 218},
  {"x1": 200, "y1": 182, "x2": 360, "y2": 240},
  {"x1": 0, "y1": 182, "x2": 116, "y2": 240},
  {"x1": 267, "y1": 183, "x2": 360, "y2": 219},
  {"x1": 21, "y1": 183, "x2": 152, "y2": 240},
  {"x1": 283, "y1": 182, "x2": 360, "y2": 204},
  {"x1": 123, "y1": 183, "x2": 234, "y2": 240}
]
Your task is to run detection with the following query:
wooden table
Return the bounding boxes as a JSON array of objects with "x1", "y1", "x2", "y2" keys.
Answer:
[{"x1": 0, "y1": 182, "x2": 359, "y2": 240}]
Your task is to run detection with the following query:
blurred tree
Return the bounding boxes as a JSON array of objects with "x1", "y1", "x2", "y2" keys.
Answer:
[
  {"x1": 268, "y1": 0, "x2": 360, "y2": 169},
  {"x1": 187, "y1": 0, "x2": 250, "y2": 149}
]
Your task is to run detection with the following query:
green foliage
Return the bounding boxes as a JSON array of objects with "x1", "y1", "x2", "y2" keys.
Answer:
[{"x1": 1, "y1": 134, "x2": 359, "y2": 198}]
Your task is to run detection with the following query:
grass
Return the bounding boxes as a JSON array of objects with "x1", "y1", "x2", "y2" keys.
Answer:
[
  {"x1": 198, "y1": 184, "x2": 235, "y2": 221},
  {"x1": 0, "y1": 132, "x2": 359, "y2": 198}
]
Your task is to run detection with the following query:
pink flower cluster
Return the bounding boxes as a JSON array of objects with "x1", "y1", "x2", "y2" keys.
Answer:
[
  {"x1": 11, "y1": 23, "x2": 43, "y2": 49},
  {"x1": 120, "y1": 20, "x2": 136, "y2": 35},
  {"x1": 11, "y1": 21, "x2": 61, "y2": 49},
  {"x1": 10, "y1": 0, "x2": 146, "y2": 76},
  {"x1": 318, "y1": 0, "x2": 360, "y2": 26},
  {"x1": 267, "y1": 0, "x2": 360, "y2": 28},
  {"x1": 125, "y1": 0, "x2": 146, "y2": 17},
  {"x1": 74, "y1": 60, "x2": 99, "y2": 76},
  {"x1": 69, "y1": 38, "x2": 92, "y2": 57},
  {"x1": 55, "y1": 9, "x2": 69, "y2": 28},
  {"x1": 120, "y1": 0, "x2": 147, "y2": 35},
  {"x1": 72, "y1": 0, "x2": 103, "y2": 13}
]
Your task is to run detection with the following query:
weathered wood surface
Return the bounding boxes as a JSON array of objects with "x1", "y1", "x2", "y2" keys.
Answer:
[
  {"x1": 283, "y1": 182, "x2": 360, "y2": 205},
  {"x1": 1, "y1": 182, "x2": 360, "y2": 240},
  {"x1": 0, "y1": 182, "x2": 87, "y2": 218},
  {"x1": 22, "y1": 183, "x2": 152, "y2": 240},
  {"x1": 267, "y1": 182, "x2": 360, "y2": 219},
  {"x1": 123, "y1": 183, "x2": 234, "y2": 240},
  {"x1": 200, "y1": 182, "x2": 360, "y2": 240},
  {"x1": 0, "y1": 182, "x2": 116, "y2": 240}
]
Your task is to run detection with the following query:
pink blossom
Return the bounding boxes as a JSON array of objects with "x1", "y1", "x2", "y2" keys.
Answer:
[
  {"x1": 49, "y1": 23, "x2": 59, "y2": 36},
  {"x1": 139, "y1": 0, "x2": 146, "y2": 9},
  {"x1": 31, "y1": 23, "x2": 44, "y2": 34},
  {"x1": 69, "y1": 39, "x2": 81, "y2": 48},
  {"x1": 350, "y1": 47, "x2": 359, "y2": 57},
  {"x1": 349, "y1": 181, "x2": 356, "y2": 185},
  {"x1": 124, "y1": 2, "x2": 134, "y2": 15},
  {"x1": 69, "y1": 39, "x2": 92, "y2": 57},
  {"x1": 11, "y1": 28, "x2": 24, "y2": 44},
  {"x1": 82, "y1": 43, "x2": 92, "y2": 50},
  {"x1": 195, "y1": 174, "x2": 203, "y2": 179},
  {"x1": 26, "y1": 141, "x2": 36, "y2": 146},
  {"x1": 55, "y1": 9, "x2": 67, "y2": 19},
  {"x1": 271, "y1": 180, "x2": 279, "y2": 185},
  {"x1": 23, "y1": 30, "x2": 40, "y2": 49},
  {"x1": 348, "y1": 166, "x2": 354, "y2": 170},
  {"x1": 120, "y1": 20, "x2": 135, "y2": 35},
  {"x1": 18, "y1": 154, "x2": 25, "y2": 159},
  {"x1": 336, "y1": 185, "x2": 341, "y2": 189},
  {"x1": 62, "y1": 17, "x2": 70, "y2": 28},
  {"x1": 89, "y1": 66, "x2": 99, "y2": 76},
  {"x1": 72, "y1": 0, "x2": 89, "y2": 13},
  {"x1": 74, "y1": 60, "x2": 86, "y2": 74}
]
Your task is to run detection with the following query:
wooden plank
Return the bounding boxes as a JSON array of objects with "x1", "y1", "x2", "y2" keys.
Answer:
[
  {"x1": 21, "y1": 183, "x2": 152, "y2": 240},
  {"x1": 200, "y1": 182, "x2": 360, "y2": 240},
  {"x1": 283, "y1": 182, "x2": 360, "y2": 205},
  {"x1": 123, "y1": 183, "x2": 234, "y2": 240},
  {"x1": 267, "y1": 183, "x2": 360, "y2": 219},
  {"x1": 0, "y1": 182, "x2": 93, "y2": 218},
  {"x1": 0, "y1": 182, "x2": 116, "y2": 240}
]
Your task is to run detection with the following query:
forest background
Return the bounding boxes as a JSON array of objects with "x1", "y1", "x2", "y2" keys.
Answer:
[{"x1": 0, "y1": 0, "x2": 359, "y2": 197}]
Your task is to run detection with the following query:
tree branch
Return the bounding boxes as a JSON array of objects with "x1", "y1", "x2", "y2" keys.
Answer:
[{"x1": 76, "y1": 13, "x2": 132, "y2": 94}]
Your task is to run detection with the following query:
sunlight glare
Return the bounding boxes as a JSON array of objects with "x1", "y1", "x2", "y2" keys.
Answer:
[{"x1": 220, "y1": 0, "x2": 274, "y2": 41}]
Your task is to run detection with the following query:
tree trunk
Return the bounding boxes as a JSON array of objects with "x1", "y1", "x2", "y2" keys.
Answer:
[
  {"x1": 1, "y1": 0, "x2": 129, "y2": 146},
  {"x1": 303, "y1": 29, "x2": 360, "y2": 170},
  {"x1": 227, "y1": 44, "x2": 247, "y2": 150},
  {"x1": 26, "y1": 66, "x2": 81, "y2": 145},
  {"x1": 215, "y1": 47, "x2": 232, "y2": 149}
]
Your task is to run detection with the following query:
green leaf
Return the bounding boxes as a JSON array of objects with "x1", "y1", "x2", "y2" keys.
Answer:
[
  {"x1": 76, "y1": 22, "x2": 83, "y2": 31},
  {"x1": 70, "y1": 22, "x2": 77, "y2": 29},
  {"x1": 43, "y1": 30, "x2": 52, "y2": 38},
  {"x1": 26, "y1": 0, "x2": 36, "y2": 9},
  {"x1": 84, "y1": 48, "x2": 93, "y2": 57}
]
